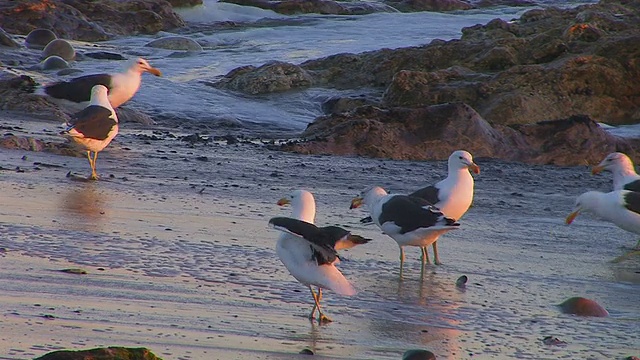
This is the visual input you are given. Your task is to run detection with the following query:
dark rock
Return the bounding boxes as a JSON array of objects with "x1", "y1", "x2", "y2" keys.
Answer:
[
  {"x1": 212, "y1": 61, "x2": 313, "y2": 95},
  {"x1": 321, "y1": 95, "x2": 379, "y2": 115},
  {"x1": 0, "y1": 72, "x2": 68, "y2": 120},
  {"x1": 219, "y1": 0, "x2": 395, "y2": 15},
  {"x1": 25, "y1": 28, "x2": 57, "y2": 49},
  {"x1": 541, "y1": 336, "x2": 567, "y2": 346},
  {"x1": 145, "y1": 36, "x2": 203, "y2": 51},
  {"x1": 0, "y1": 0, "x2": 185, "y2": 42},
  {"x1": 84, "y1": 51, "x2": 127, "y2": 60},
  {"x1": 115, "y1": 108, "x2": 156, "y2": 125},
  {"x1": 0, "y1": 27, "x2": 19, "y2": 48},
  {"x1": 455, "y1": 275, "x2": 468, "y2": 288},
  {"x1": 168, "y1": 0, "x2": 203, "y2": 6},
  {"x1": 0, "y1": 135, "x2": 76, "y2": 156},
  {"x1": 402, "y1": 349, "x2": 436, "y2": 360},
  {"x1": 41, "y1": 39, "x2": 75, "y2": 61},
  {"x1": 299, "y1": 348, "x2": 314, "y2": 355},
  {"x1": 57, "y1": 68, "x2": 84, "y2": 76},
  {"x1": 34, "y1": 346, "x2": 162, "y2": 360},
  {"x1": 279, "y1": 103, "x2": 638, "y2": 166},
  {"x1": 384, "y1": 0, "x2": 472, "y2": 13},
  {"x1": 558, "y1": 296, "x2": 609, "y2": 317}
]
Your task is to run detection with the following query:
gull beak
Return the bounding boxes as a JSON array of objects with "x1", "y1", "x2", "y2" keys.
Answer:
[
  {"x1": 350, "y1": 197, "x2": 364, "y2": 209},
  {"x1": 146, "y1": 67, "x2": 162, "y2": 77},
  {"x1": 591, "y1": 165, "x2": 604, "y2": 175},
  {"x1": 469, "y1": 162, "x2": 480, "y2": 175},
  {"x1": 277, "y1": 198, "x2": 290, "y2": 206},
  {"x1": 565, "y1": 210, "x2": 580, "y2": 224}
]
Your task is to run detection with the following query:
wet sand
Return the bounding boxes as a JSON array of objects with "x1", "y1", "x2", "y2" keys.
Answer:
[{"x1": 0, "y1": 112, "x2": 638, "y2": 359}]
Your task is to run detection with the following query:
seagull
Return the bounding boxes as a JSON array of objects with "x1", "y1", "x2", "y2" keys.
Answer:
[
  {"x1": 272, "y1": 190, "x2": 370, "y2": 323},
  {"x1": 360, "y1": 150, "x2": 479, "y2": 265},
  {"x1": 351, "y1": 186, "x2": 460, "y2": 277},
  {"x1": 566, "y1": 190, "x2": 640, "y2": 251},
  {"x1": 592, "y1": 152, "x2": 640, "y2": 192},
  {"x1": 37, "y1": 58, "x2": 161, "y2": 110},
  {"x1": 60, "y1": 85, "x2": 118, "y2": 180}
]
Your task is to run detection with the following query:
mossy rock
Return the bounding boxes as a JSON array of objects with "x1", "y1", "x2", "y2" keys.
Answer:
[{"x1": 34, "y1": 347, "x2": 162, "y2": 360}]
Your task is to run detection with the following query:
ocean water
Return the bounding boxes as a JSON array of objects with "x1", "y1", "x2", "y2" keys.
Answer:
[{"x1": 52, "y1": 0, "x2": 600, "y2": 132}]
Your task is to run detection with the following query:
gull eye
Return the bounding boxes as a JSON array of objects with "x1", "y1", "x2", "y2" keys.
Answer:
[{"x1": 459, "y1": 156, "x2": 463, "y2": 160}]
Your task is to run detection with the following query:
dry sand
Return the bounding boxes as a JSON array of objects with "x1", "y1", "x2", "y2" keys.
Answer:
[{"x1": 0, "y1": 112, "x2": 638, "y2": 359}]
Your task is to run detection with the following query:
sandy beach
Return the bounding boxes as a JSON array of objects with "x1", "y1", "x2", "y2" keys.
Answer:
[{"x1": 0, "y1": 112, "x2": 638, "y2": 359}]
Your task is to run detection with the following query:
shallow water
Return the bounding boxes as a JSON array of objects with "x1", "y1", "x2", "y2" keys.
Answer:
[{"x1": 0, "y1": 122, "x2": 638, "y2": 358}]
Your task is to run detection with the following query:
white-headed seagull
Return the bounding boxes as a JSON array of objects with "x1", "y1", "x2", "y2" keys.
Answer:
[
  {"x1": 351, "y1": 186, "x2": 460, "y2": 278},
  {"x1": 566, "y1": 190, "x2": 640, "y2": 252},
  {"x1": 60, "y1": 85, "x2": 118, "y2": 180},
  {"x1": 592, "y1": 152, "x2": 640, "y2": 192},
  {"x1": 360, "y1": 150, "x2": 479, "y2": 265},
  {"x1": 271, "y1": 190, "x2": 371, "y2": 323},
  {"x1": 37, "y1": 57, "x2": 161, "y2": 110}
]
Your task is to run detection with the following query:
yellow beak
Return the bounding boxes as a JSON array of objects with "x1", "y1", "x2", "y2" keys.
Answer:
[
  {"x1": 350, "y1": 197, "x2": 363, "y2": 209},
  {"x1": 277, "y1": 198, "x2": 290, "y2": 206},
  {"x1": 469, "y1": 163, "x2": 480, "y2": 175},
  {"x1": 566, "y1": 210, "x2": 580, "y2": 224},
  {"x1": 591, "y1": 165, "x2": 604, "y2": 175},
  {"x1": 147, "y1": 67, "x2": 162, "y2": 77}
]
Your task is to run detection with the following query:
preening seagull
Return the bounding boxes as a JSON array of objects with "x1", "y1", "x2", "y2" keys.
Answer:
[
  {"x1": 592, "y1": 152, "x2": 640, "y2": 192},
  {"x1": 360, "y1": 150, "x2": 479, "y2": 265},
  {"x1": 37, "y1": 57, "x2": 161, "y2": 110},
  {"x1": 271, "y1": 190, "x2": 371, "y2": 323},
  {"x1": 351, "y1": 186, "x2": 459, "y2": 277},
  {"x1": 60, "y1": 85, "x2": 118, "y2": 180}
]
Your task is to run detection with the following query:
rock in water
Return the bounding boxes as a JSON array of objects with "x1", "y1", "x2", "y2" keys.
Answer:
[
  {"x1": 34, "y1": 346, "x2": 163, "y2": 360},
  {"x1": 42, "y1": 39, "x2": 75, "y2": 61},
  {"x1": 25, "y1": 28, "x2": 57, "y2": 49},
  {"x1": 558, "y1": 297, "x2": 609, "y2": 317},
  {"x1": 403, "y1": 349, "x2": 437, "y2": 360},
  {"x1": 0, "y1": 27, "x2": 19, "y2": 47},
  {"x1": 145, "y1": 36, "x2": 203, "y2": 51},
  {"x1": 40, "y1": 56, "x2": 70, "y2": 70}
]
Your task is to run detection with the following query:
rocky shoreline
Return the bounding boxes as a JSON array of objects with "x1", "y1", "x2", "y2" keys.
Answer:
[{"x1": 0, "y1": 0, "x2": 638, "y2": 166}]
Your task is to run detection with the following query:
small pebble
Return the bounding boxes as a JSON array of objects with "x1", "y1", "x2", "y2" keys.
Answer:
[
  {"x1": 299, "y1": 348, "x2": 314, "y2": 355},
  {"x1": 542, "y1": 336, "x2": 567, "y2": 346},
  {"x1": 402, "y1": 349, "x2": 436, "y2": 360},
  {"x1": 456, "y1": 275, "x2": 468, "y2": 288},
  {"x1": 558, "y1": 297, "x2": 608, "y2": 317}
]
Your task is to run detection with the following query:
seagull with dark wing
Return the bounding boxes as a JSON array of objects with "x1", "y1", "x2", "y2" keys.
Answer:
[
  {"x1": 592, "y1": 152, "x2": 640, "y2": 192},
  {"x1": 271, "y1": 190, "x2": 371, "y2": 323},
  {"x1": 360, "y1": 150, "x2": 479, "y2": 265},
  {"x1": 37, "y1": 58, "x2": 161, "y2": 110},
  {"x1": 351, "y1": 186, "x2": 459, "y2": 278},
  {"x1": 61, "y1": 85, "x2": 118, "y2": 180}
]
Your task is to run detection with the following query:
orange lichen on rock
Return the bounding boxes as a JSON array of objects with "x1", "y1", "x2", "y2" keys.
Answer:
[{"x1": 13, "y1": 0, "x2": 56, "y2": 13}]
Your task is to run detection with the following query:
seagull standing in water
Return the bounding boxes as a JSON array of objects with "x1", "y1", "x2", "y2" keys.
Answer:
[
  {"x1": 360, "y1": 150, "x2": 479, "y2": 265},
  {"x1": 37, "y1": 58, "x2": 161, "y2": 110},
  {"x1": 351, "y1": 186, "x2": 459, "y2": 277},
  {"x1": 61, "y1": 85, "x2": 118, "y2": 180},
  {"x1": 567, "y1": 190, "x2": 640, "y2": 252},
  {"x1": 271, "y1": 190, "x2": 371, "y2": 323}
]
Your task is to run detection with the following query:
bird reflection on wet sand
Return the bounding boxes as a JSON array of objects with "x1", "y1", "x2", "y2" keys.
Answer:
[{"x1": 59, "y1": 184, "x2": 107, "y2": 231}]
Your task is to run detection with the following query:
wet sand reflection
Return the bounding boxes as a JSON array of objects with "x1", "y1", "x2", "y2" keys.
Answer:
[{"x1": 59, "y1": 184, "x2": 108, "y2": 232}]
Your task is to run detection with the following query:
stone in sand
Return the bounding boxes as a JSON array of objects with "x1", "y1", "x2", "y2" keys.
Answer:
[
  {"x1": 34, "y1": 346, "x2": 162, "y2": 360},
  {"x1": 558, "y1": 297, "x2": 609, "y2": 317},
  {"x1": 25, "y1": 28, "x2": 57, "y2": 49},
  {"x1": 42, "y1": 39, "x2": 75, "y2": 61},
  {"x1": 403, "y1": 349, "x2": 436, "y2": 360},
  {"x1": 145, "y1": 36, "x2": 203, "y2": 51},
  {"x1": 40, "y1": 56, "x2": 70, "y2": 70},
  {"x1": 0, "y1": 27, "x2": 19, "y2": 48}
]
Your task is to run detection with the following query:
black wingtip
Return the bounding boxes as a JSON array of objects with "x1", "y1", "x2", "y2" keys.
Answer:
[
  {"x1": 359, "y1": 216, "x2": 373, "y2": 224},
  {"x1": 348, "y1": 234, "x2": 372, "y2": 245}
]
